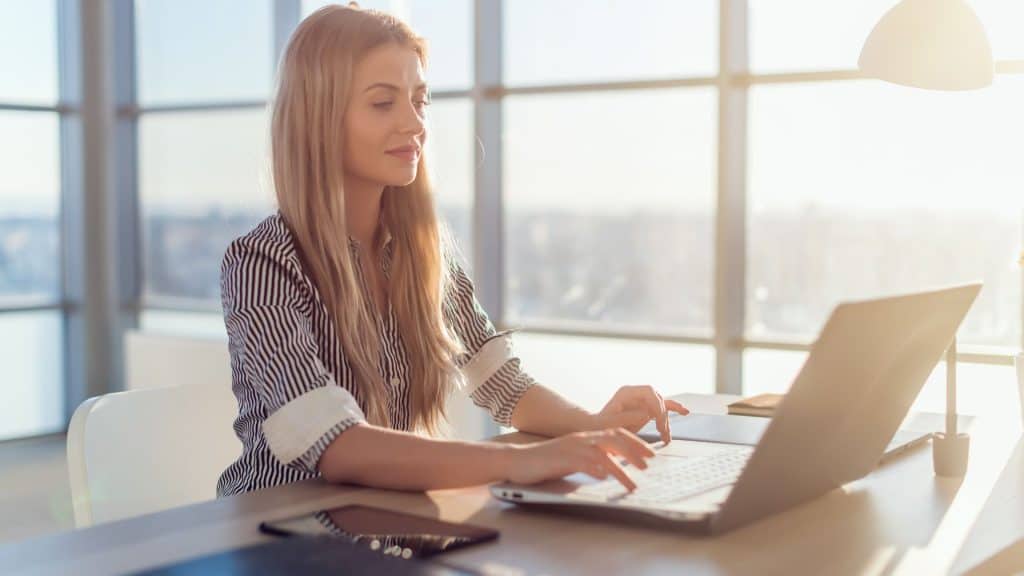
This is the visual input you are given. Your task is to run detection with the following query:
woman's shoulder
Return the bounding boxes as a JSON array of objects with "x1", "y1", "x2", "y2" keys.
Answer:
[
  {"x1": 224, "y1": 211, "x2": 299, "y2": 267},
  {"x1": 220, "y1": 212, "x2": 315, "y2": 307}
]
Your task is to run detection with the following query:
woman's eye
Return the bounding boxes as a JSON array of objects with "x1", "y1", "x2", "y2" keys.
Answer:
[
  {"x1": 415, "y1": 99, "x2": 431, "y2": 108},
  {"x1": 373, "y1": 102, "x2": 394, "y2": 109}
]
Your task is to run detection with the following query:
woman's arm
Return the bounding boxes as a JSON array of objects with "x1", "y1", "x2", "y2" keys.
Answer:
[
  {"x1": 317, "y1": 421, "x2": 656, "y2": 492},
  {"x1": 317, "y1": 423, "x2": 514, "y2": 489},
  {"x1": 508, "y1": 384, "x2": 603, "y2": 437},
  {"x1": 510, "y1": 384, "x2": 690, "y2": 444}
]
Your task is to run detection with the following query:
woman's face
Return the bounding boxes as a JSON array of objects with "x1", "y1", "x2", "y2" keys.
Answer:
[{"x1": 343, "y1": 43, "x2": 429, "y2": 189}]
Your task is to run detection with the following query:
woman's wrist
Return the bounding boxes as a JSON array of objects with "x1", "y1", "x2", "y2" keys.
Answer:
[
  {"x1": 577, "y1": 410, "x2": 608, "y2": 432},
  {"x1": 487, "y1": 442, "x2": 522, "y2": 483}
]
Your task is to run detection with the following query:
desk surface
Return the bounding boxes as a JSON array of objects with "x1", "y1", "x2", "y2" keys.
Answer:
[{"x1": 1, "y1": 394, "x2": 1021, "y2": 576}]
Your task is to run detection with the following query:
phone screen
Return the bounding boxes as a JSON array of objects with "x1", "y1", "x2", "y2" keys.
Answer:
[{"x1": 259, "y1": 504, "x2": 499, "y2": 559}]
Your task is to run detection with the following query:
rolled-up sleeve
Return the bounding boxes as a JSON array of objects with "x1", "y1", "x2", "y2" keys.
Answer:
[
  {"x1": 444, "y1": 259, "x2": 536, "y2": 427},
  {"x1": 222, "y1": 238, "x2": 365, "y2": 475}
]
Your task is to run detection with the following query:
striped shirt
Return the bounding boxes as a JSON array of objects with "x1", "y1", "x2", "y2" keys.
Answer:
[{"x1": 216, "y1": 212, "x2": 536, "y2": 497}]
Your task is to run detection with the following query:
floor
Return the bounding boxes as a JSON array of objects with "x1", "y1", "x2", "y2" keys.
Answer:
[{"x1": 0, "y1": 433, "x2": 74, "y2": 545}]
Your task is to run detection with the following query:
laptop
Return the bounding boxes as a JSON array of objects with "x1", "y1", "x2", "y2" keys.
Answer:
[
  {"x1": 634, "y1": 412, "x2": 940, "y2": 462},
  {"x1": 491, "y1": 283, "x2": 982, "y2": 535}
]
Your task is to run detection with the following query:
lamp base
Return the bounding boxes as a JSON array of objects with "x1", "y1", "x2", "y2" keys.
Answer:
[{"x1": 933, "y1": 432, "x2": 970, "y2": 477}]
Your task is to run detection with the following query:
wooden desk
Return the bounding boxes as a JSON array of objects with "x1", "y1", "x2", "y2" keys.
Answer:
[{"x1": 1, "y1": 394, "x2": 1021, "y2": 576}]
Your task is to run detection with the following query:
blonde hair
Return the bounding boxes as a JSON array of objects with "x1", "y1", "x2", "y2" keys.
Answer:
[{"x1": 271, "y1": 4, "x2": 463, "y2": 433}]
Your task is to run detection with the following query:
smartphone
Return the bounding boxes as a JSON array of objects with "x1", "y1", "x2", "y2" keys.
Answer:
[{"x1": 259, "y1": 504, "x2": 499, "y2": 560}]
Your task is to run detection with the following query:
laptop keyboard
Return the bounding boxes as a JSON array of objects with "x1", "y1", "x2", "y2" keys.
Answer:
[{"x1": 575, "y1": 447, "x2": 753, "y2": 506}]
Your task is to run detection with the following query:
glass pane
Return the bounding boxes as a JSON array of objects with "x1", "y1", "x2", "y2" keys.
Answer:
[
  {"x1": 0, "y1": 112, "x2": 61, "y2": 300},
  {"x1": 139, "y1": 109, "x2": 273, "y2": 301},
  {"x1": 301, "y1": 0, "x2": 473, "y2": 91},
  {"x1": 748, "y1": 78, "x2": 1024, "y2": 347},
  {"x1": 0, "y1": 0, "x2": 57, "y2": 104},
  {"x1": 744, "y1": 349, "x2": 1020, "y2": 421},
  {"x1": 425, "y1": 98, "x2": 473, "y2": 265},
  {"x1": 911, "y1": 362, "x2": 1019, "y2": 420},
  {"x1": 750, "y1": 0, "x2": 1024, "y2": 73},
  {"x1": 504, "y1": 0, "x2": 717, "y2": 86},
  {"x1": 514, "y1": 333, "x2": 714, "y2": 413},
  {"x1": 135, "y1": 0, "x2": 274, "y2": 105},
  {"x1": 504, "y1": 89, "x2": 716, "y2": 332},
  {"x1": 0, "y1": 311, "x2": 64, "y2": 441},
  {"x1": 742, "y1": 349, "x2": 807, "y2": 397},
  {"x1": 139, "y1": 310, "x2": 227, "y2": 339}
]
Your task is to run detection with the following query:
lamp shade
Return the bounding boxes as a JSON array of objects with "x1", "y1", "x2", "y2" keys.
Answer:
[{"x1": 858, "y1": 0, "x2": 993, "y2": 91}]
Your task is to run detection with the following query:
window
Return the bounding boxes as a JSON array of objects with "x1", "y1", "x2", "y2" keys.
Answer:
[
  {"x1": 0, "y1": 0, "x2": 58, "y2": 105},
  {"x1": 748, "y1": 78, "x2": 1024, "y2": 348},
  {"x1": 138, "y1": 109, "x2": 272, "y2": 302},
  {"x1": 119, "y1": 2, "x2": 1023, "y2": 412},
  {"x1": 503, "y1": 0, "x2": 717, "y2": 86},
  {"x1": 424, "y1": 98, "x2": 475, "y2": 262},
  {"x1": 0, "y1": 0, "x2": 65, "y2": 440},
  {"x1": 0, "y1": 112, "x2": 61, "y2": 301},
  {"x1": 134, "y1": 0, "x2": 275, "y2": 309},
  {"x1": 135, "y1": 0, "x2": 274, "y2": 105},
  {"x1": 498, "y1": 2, "x2": 720, "y2": 401},
  {"x1": 504, "y1": 89, "x2": 716, "y2": 333},
  {"x1": 515, "y1": 334, "x2": 714, "y2": 412},
  {"x1": 744, "y1": 3, "x2": 1024, "y2": 402}
]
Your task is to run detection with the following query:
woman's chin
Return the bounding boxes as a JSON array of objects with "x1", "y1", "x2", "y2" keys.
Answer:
[{"x1": 385, "y1": 171, "x2": 418, "y2": 187}]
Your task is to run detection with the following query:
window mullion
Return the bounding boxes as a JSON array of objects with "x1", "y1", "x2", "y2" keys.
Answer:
[{"x1": 715, "y1": 0, "x2": 749, "y2": 395}]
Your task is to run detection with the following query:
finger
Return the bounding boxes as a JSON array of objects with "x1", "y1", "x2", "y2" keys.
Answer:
[
  {"x1": 652, "y1": 390, "x2": 671, "y2": 444},
  {"x1": 604, "y1": 408, "x2": 652, "y2": 432},
  {"x1": 594, "y1": 430, "x2": 655, "y2": 469},
  {"x1": 615, "y1": 427, "x2": 657, "y2": 458},
  {"x1": 627, "y1": 386, "x2": 670, "y2": 444},
  {"x1": 584, "y1": 461, "x2": 609, "y2": 481},
  {"x1": 656, "y1": 392, "x2": 674, "y2": 446},
  {"x1": 595, "y1": 450, "x2": 636, "y2": 492},
  {"x1": 665, "y1": 399, "x2": 690, "y2": 415},
  {"x1": 615, "y1": 387, "x2": 667, "y2": 439}
]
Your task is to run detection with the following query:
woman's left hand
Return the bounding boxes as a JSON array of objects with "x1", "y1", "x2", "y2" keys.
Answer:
[{"x1": 594, "y1": 386, "x2": 689, "y2": 444}]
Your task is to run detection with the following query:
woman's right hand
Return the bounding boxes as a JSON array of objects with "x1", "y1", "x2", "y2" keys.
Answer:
[{"x1": 501, "y1": 428, "x2": 656, "y2": 492}]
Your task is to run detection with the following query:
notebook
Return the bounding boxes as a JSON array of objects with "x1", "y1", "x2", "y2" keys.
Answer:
[{"x1": 726, "y1": 393, "x2": 784, "y2": 417}]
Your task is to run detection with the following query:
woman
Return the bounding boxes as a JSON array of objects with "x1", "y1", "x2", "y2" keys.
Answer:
[{"x1": 217, "y1": 4, "x2": 688, "y2": 498}]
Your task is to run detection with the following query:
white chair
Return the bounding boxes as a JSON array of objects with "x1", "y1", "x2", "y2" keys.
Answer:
[{"x1": 66, "y1": 383, "x2": 241, "y2": 527}]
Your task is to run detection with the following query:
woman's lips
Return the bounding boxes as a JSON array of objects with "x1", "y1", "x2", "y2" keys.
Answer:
[{"x1": 386, "y1": 148, "x2": 419, "y2": 163}]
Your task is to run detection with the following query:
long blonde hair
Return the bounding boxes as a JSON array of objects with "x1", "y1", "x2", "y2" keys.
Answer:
[{"x1": 271, "y1": 4, "x2": 463, "y2": 433}]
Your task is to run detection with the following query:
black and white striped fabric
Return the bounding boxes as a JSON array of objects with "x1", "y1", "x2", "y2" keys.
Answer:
[{"x1": 216, "y1": 212, "x2": 536, "y2": 497}]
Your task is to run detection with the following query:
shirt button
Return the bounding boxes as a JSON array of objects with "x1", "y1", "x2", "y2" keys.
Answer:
[{"x1": 390, "y1": 377, "x2": 400, "y2": 386}]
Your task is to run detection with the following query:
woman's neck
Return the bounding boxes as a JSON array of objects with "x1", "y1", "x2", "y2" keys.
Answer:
[{"x1": 343, "y1": 177, "x2": 385, "y2": 247}]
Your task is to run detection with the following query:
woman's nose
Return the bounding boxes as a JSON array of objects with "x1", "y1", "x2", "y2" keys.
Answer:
[{"x1": 399, "y1": 102, "x2": 426, "y2": 135}]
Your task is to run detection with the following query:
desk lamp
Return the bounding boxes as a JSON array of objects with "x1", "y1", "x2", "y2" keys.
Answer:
[{"x1": 859, "y1": 0, "x2": 993, "y2": 476}]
